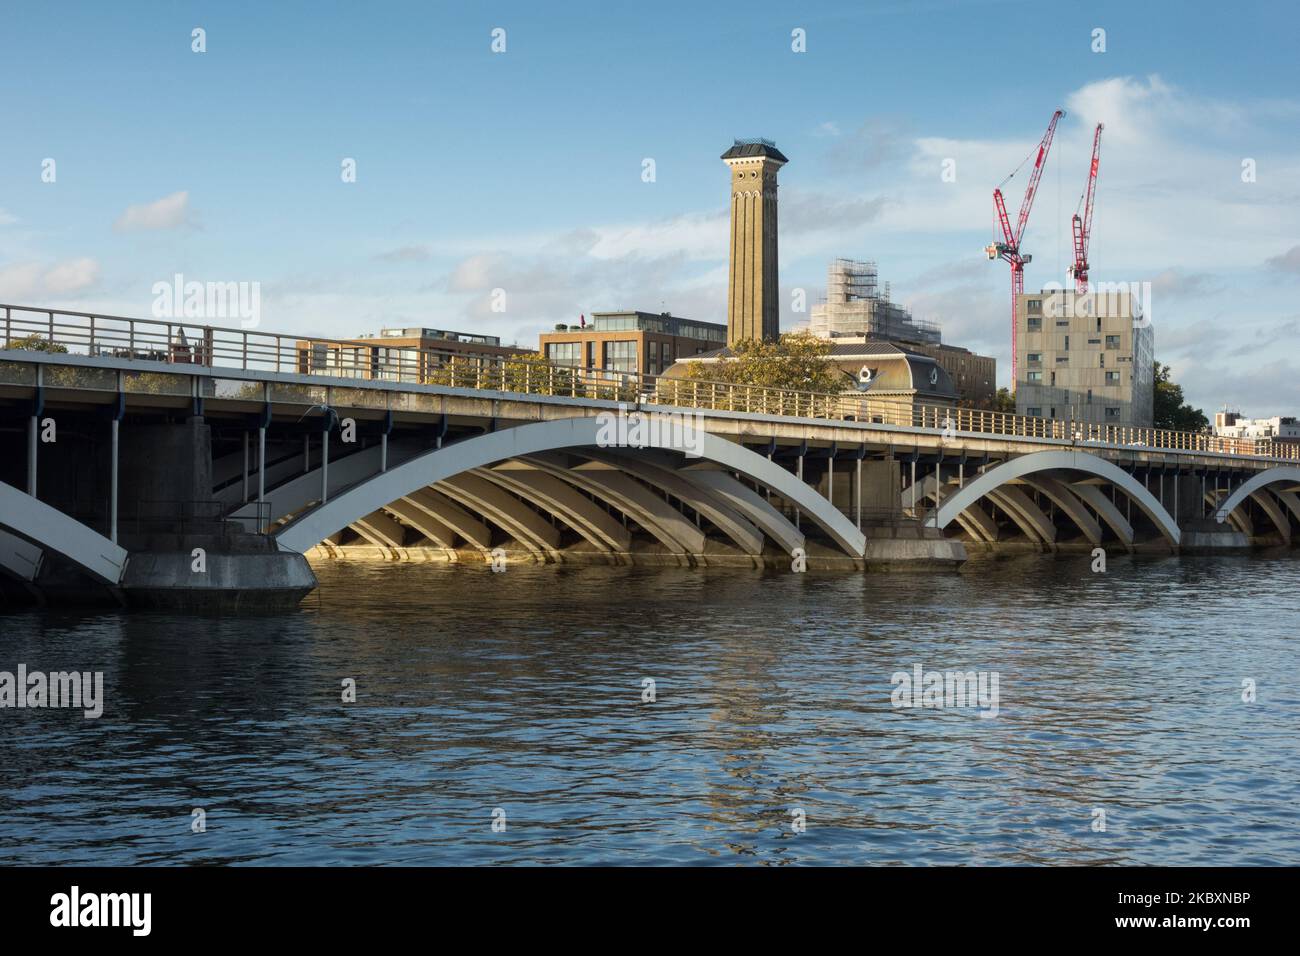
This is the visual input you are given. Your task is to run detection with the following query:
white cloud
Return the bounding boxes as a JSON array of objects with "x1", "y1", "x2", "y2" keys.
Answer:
[
  {"x1": 113, "y1": 190, "x2": 193, "y2": 232},
  {"x1": 0, "y1": 257, "x2": 101, "y2": 300}
]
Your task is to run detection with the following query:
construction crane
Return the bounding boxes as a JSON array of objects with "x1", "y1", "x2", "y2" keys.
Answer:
[
  {"x1": 985, "y1": 108, "x2": 1064, "y2": 391},
  {"x1": 1069, "y1": 123, "x2": 1104, "y2": 294}
]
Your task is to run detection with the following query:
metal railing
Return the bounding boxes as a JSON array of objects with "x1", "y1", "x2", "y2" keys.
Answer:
[{"x1": 3, "y1": 303, "x2": 1297, "y2": 462}]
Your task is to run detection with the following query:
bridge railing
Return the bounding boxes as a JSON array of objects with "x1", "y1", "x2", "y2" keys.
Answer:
[{"x1": 3, "y1": 304, "x2": 1298, "y2": 462}]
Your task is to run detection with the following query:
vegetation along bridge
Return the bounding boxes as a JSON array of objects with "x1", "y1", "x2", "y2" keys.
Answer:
[{"x1": 1, "y1": 306, "x2": 1296, "y2": 606}]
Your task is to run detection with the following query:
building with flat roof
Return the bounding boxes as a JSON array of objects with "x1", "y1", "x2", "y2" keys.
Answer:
[
  {"x1": 537, "y1": 311, "x2": 726, "y2": 377},
  {"x1": 1014, "y1": 288, "x2": 1154, "y2": 427},
  {"x1": 296, "y1": 325, "x2": 530, "y2": 380},
  {"x1": 1213, "y1": 412, "x2": 1300, "y2": 442}
]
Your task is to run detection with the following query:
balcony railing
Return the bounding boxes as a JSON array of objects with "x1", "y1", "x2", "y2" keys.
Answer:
[{"x1": 2, "y1": 303, "x2": 1296, "y2": 462}]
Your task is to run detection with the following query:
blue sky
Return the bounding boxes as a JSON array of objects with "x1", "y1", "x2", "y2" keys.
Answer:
[{"x1": 3, "y1": 0, "x2": 1298, "y2": 412}]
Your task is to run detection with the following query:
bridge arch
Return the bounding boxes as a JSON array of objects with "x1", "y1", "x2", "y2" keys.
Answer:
[
  {"x1": 274, "y1": 415, "x2": 867, "y2": 558},
  {"x1": 930, "y1": 451, "x2": 1181, "y2": 547},
  {"x1": 0, "y1": 483, "x2": 128, "y2": 584},
  {"x1": 1215, "y1": 467, "x2": 1300, "y2": 535}
]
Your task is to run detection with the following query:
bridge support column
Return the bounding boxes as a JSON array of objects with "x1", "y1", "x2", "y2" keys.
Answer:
[
  {"x1": 110, "y1": 418, "x2": 119, "y2": 544},
  {"x1": 321, "y1": 431, "x2": 330, "y2": 504},
  {"x1": 28, "y1": 414, "x2": 37, "y2": 497},
  {"x1": 855, "y1": 458, "x2": 861, "y2": 530},
  {"x1": 258, "y1": 426, "x2": 266, "y2": 505}
]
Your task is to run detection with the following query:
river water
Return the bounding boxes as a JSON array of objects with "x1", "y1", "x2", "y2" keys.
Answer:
[{"x1": 1, "y1": 553, "x2": 1297, "y2": 866}]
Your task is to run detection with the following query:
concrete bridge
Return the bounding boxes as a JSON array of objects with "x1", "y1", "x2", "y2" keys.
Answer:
[{"x1": 2, "y1": 305, "x2": 1297, "y2": 606}]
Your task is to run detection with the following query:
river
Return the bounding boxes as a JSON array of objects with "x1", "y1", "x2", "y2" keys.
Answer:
[{"x1": 2, "y1": 553, "x2": 1297, "y2": 865}]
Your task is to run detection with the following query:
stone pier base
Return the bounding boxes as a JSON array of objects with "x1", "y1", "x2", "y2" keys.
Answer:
[{"x1": 121, "y1": 551, "x2": 317, "y2": 610}]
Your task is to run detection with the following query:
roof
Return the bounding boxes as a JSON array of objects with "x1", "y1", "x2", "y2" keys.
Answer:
[{"x1": 721, "y1": 139, "x2": 789, "y2": 163}]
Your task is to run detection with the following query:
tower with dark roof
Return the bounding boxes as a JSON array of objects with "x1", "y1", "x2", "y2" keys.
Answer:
[{"x1": 721, "y1": 139, "x2": 787, "y2": 346}]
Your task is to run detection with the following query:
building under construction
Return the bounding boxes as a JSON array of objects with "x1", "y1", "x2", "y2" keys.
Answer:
[{"x1": 808, "y1": 259, "x2": 941, "y2": 346}]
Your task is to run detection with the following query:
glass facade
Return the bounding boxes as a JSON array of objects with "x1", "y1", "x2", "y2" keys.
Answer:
[
  {"x1": 546, "y1": 342, "x2": 581, "y2": 366},
  {"x1": 604, "y1": 340, "x2": 638, "y2": 373}
]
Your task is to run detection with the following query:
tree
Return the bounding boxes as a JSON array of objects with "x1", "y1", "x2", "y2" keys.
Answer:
[
  {"x1": 1153, "y1": 362, "x2": 1208, "y2": 432},
  {"x1": 681, "y1": 332, "x2": 846, "y2": 393},
  {"x1": 3, "y1": 333, "x2": 68, "y2": 353}
]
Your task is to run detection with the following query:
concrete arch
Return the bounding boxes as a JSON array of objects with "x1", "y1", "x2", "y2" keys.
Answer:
[
  {"x1": 902, "y1": 474, "x2": 997, "y2": 543},
  {"x1": 524, "y1": 455, "x2": 705, "y2": 555},
  {"x1": 988, "y1": 486, "x2": 1055, "y2": 546},
  {"x1": 581, "y1": 448, "x2": 765, "y2": 555},
  {"x1": 382, "y1": 500, "x2": 457, "y2": 549},
  {"x1": 0, "y1": 483, "x2": 128, "y2": 585},
  {"x1": 436, "y1": 473, "x2": 561, "y2": 554},
  {"x1": 402, "y1": 489, "x2": 492, "y2": 549},
  {"x1": 931, "y1": 451, "x2": 1180, "y2": 546},
  {"x1": 1248, "y1": 491, "x2": 1292, "y2": 544},
  {"x1": 1216, "y1": 467, "x2": 1300, "y2": 533},
  {"x1": 1068, "y1": 482, "x2": 1135, "y2": 551},
  {"x1": 476, "y1": 464, "x2": 630, "y2": 553},
  {"x1": 1023, "y1": 475, "x2": 1104, "y2": 546},
  {"x1": 274, "y1": 415, "x2": 867, "y2": 557},
  {"x1": 677, "y1": 465, "x2": 806, "y2": 555}
]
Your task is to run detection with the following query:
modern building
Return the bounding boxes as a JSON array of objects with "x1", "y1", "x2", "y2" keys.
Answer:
[
  {"x1": 297, "y1": 326, "x2": 530, "y2": 380},
  {"x1": 1213, "y1": 412, "x2": 1300, "y2": 442},
  {"x1": 537, "y1": 311, "x2": 726, "y2": 376},
  {"x1": 807, "y1": 259, "x2": 997, "y2": 408},
  {"x1": 722, "y1": 138, "x2": 787, "y2": 346},
  {"x1": 1014, "y1": 288, "x2": 1154, "y2": 426}
]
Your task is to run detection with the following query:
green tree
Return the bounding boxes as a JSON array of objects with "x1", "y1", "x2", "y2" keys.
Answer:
[
  {"x1": 1153, "y1": 362, "x2": 1208, "y2": 432},
  {"x1": 682, "y1": 332, "x2": 846, "y2": 393},
  {"x1": 3, "y1": 334, "x2": 68, "y2": 353}
]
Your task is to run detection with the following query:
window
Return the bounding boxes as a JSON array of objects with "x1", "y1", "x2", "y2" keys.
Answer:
[
  {"x1": 1105, "y1": 407, "x2": 1121, "y2": 419},
  {"x1": 1027, "y1": 352, "x2": 1042, "y2": 364},
  {"x1": 1063, "y1": 335, "x2": 1070, "y2": 350},
  {"x1": 1050, "y1": 372, "x2": 1056, "y2": 386},
  {"x1": 1086, "y1": 389, "x2": 1093, "y2": 404},
  {"x1": 1105, "y1": 334, "x2": 1121, "y2": 349},
  {"x1": 605, "y1": 340, "x2": 638, "y2": 373},
  {"x1": 1099, "y1": 353, "x2": 1105, "y2": 367},
  {"x1": 1056, "y1": 356, "x2": 1069, "y2": 364},
  {"x1": 1088, "y1": 338, "x2": 1101, "y2": 345},
  {"x1": 1027, "y1": 316, "x2": 1042, "y2": 331},
  {"x1": 1105, "y1": 370, "x2": 1120, "y2": 384},
  {"x1": 546, "y1": 342, "x2": 581, "y2": 366},
  {"x1": 1027, "y1": 371, "x2": 1043, "y2": 382},
  {"x1": 1027, "y1": 299, "x2": 1042, "y2": 315},
  {"x1": 1027, "y1": 407, "x2": 1042, "y2": 417}
]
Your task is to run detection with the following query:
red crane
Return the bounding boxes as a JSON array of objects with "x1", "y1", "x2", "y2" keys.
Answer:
[
  {"x1": 985, "y1": 108, "x2": 1064, "y2": 391},
  {"x1": 1070, "y1": 123, "x2": 1104, "y2": 294}
]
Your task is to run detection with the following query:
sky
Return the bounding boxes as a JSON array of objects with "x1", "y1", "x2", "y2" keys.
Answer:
[{"x1": 3, "y1": 0, "x2": 1298, "y2": 414}]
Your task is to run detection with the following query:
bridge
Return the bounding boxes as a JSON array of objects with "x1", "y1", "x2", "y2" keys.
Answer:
[{"x1": 1, "y1": 305, "x2": 1297, "y2": 605}]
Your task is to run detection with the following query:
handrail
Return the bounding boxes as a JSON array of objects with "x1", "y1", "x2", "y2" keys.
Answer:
[{"x1": 1, "y1": 303, "x2": 1296, "y2": 463}]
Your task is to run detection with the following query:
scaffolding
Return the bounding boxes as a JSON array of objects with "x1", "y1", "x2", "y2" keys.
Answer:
[{"x1": 810, "y1": 259, "x2": 941, "y2": 346}]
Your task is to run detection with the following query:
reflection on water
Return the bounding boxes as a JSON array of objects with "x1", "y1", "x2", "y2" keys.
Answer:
[{"x1": 1, "y1": 553, "x2": 1298, "y2": 865}]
